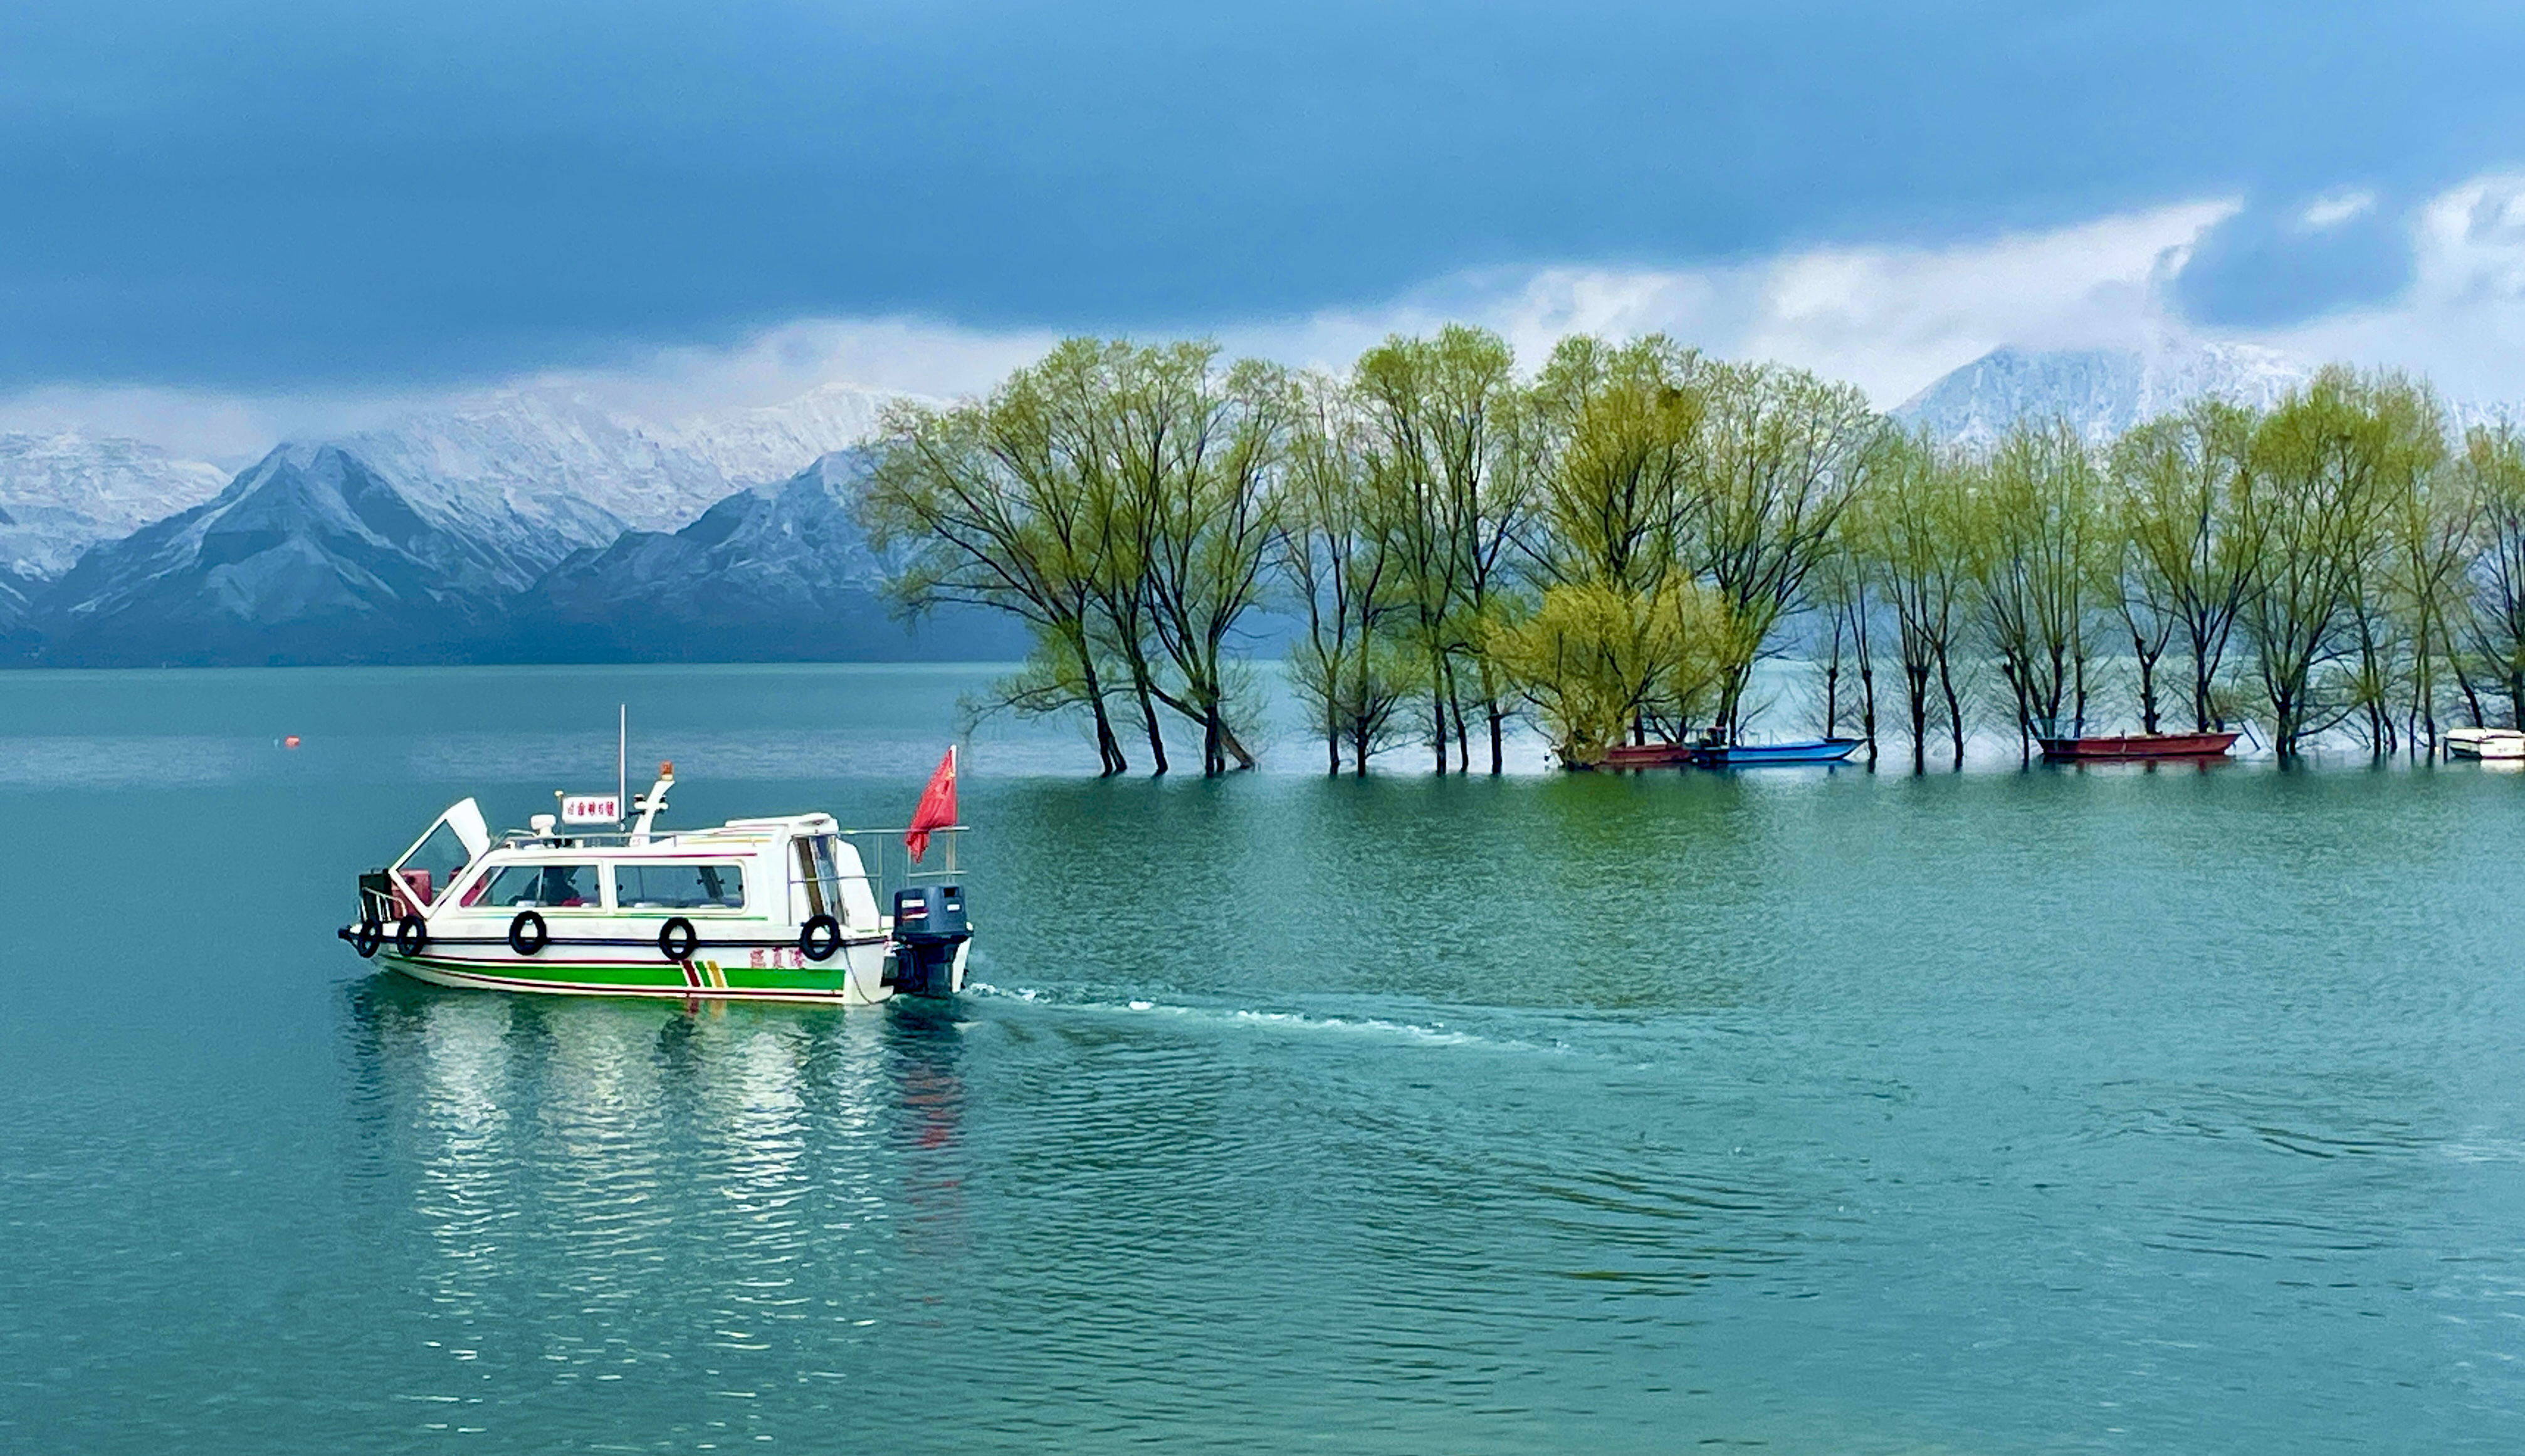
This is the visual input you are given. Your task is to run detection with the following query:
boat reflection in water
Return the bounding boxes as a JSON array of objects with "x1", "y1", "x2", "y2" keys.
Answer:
[{"x1": 340, "y1": 972, "x2": 972, "y2": 1380}]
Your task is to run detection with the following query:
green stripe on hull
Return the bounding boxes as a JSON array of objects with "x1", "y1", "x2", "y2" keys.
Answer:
[
  {"x1": 384, "y1": 952, "x2": 858, "y2": 1000},
  {"x1": 401, "y1": 953, "x2": 689, "y2": 988}
]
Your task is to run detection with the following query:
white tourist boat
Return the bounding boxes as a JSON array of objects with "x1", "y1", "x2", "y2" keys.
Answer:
[
  {"x1": 339, "y1": 759, "x2": 970, "y2": 1005},
  {"x1": 2443, "y1": 726, "x2": 2525, "y2": 760}
]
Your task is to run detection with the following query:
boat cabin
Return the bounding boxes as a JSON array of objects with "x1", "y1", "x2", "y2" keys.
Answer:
[{"x1": 367, "y1": 804, "x2": 886, "y2": 934}]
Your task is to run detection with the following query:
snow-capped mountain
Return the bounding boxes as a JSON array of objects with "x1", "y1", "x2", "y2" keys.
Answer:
[
  {"x1": 335, "y1": 380, "x2": 906, "y2": 538},
  {"x1": 511, "y1": 451, "x2": 1024, "y2": 663},
  {"x1": 9, "y1": 380, "x2": 926, "y2": 664},
  {"x1": 657, "y1": 384, "x2": 901, "y2": 496},
  {"x1": 0, "y1": 431, "x2": 230, "y2": 588},
  {"x1": 1896, "y1": 339, "x2": 2312, "y2": 449},
  {"x1": 8, "y1": 380, "x2": 963, "y2": 665},
  {"x1": 34, "y1": 444, "x2": 553, "y2": 666}
]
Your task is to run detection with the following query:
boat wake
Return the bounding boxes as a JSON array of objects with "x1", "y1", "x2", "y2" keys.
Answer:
[{"x1": 965, "y1": 982, "x2": 1546, "y2": 1052}]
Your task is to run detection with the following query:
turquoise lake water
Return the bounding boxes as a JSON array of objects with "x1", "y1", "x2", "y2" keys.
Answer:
[{"x1": 2, "y1": 664, "x2": 2521, "y2": 1452}]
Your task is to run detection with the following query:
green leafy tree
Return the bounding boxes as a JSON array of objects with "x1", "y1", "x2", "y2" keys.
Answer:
[
  {"x1": 861, "y1": 389, "x2": 1131, "y2": 774},
  {"x1": 2458, "y1": 421, "x2": 2525, "y2": 724},
  {"x1": 2110, "y1": 399, "x2": 2260, "y2": 733},
  {"x1": 1971, "y1": 421, "x2": 2106, "y2": 755},
  {"x1": 1851, "y1": 429, "x2": 1976, "y2": 769},
  {"x1": 2237, "y1": 368, "x2": 2440, "y2": 757},
  {"x1": 1688, "y1": 362, "x2": 1878, "y2": 737},
  {"x1": 1354, "y1": 325, "x2": 1533, "y2": 774},
  {"x1": 1279, "y1": 374, "x2": 1414, "y2": 773},
  {"x1": 1486, "y1": 579, "x2": 1736, "y2": 766}
]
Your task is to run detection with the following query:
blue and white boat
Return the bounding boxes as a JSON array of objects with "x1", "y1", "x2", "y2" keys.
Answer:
[{"x1": 1689, "y1": 737, "x2": 1862, "y2": 768}]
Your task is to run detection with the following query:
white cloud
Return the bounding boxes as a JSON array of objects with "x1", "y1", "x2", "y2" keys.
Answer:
[
  {"x1": 2265, "y1": 172, "x2": 2525, "y2": 408},
  {"x1": 0, "y1": 317, "x2": 1056, "y2": 471},
  {"x1": 2299, "y1": 189, "x2": 2377, "y2": 231},
  {"x1": 50, "y1": 170, "x2": 2525, "y2": 466},
  {"x1": 1213, "y1": 199, "x2": 2235, "y2": 407}
]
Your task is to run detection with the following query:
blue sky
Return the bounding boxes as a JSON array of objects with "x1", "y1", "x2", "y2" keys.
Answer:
[{"x1": 6, "y1": 2, "x2": 2525, "y2": 428}]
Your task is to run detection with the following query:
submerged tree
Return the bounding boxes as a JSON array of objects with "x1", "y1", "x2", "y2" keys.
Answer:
[
  {"x1": 1279, "y1": 374, "x2": 1413, "y2": 774},
  {"x1": 1354, "y1": 325, "x2": 1533, "y2": 775},
  {"x1": 2381, "y1": 431, "x2": 2474, "y2": 750},
  {"x1": 866, "y1": 338, "x2": 1288, "y2": 776},
  {"x1": 862, "y1": 385, "x2": 1132, "y2": 775},
  {"x1": 1851, "y1": 429, "x2": 1975, "y2": 769},
  {"x1": 1809, "y1": 505, "x2": 1882, "y2": 757},
  {"x1": 1485, "y1": 579, "x2": 1736, "y2": 767},
  {"x1": 2112, "y1": 399, "x2": 2260, "y2": 733},
  {"x1": 2458, "y1": 421, "x2": 2525, "y2": 726},
  {"x1": 2235, "y1": 368, "x2": 2439, "y2": 757},
  {"x1": 1971, "y1": 421, "x2": 2106, "y2": 756},
  {"x1": 1688, "y1": 362, "x2": 1878, "y2": 737}
]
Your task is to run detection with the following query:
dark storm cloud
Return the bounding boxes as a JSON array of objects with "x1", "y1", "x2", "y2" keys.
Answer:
[
  {"x1": 2172, "y1": 196, "x2": 2417, "y2": 327},
  {"x1": 4, "y1": 1, "x2": 2525, "y2": 389}
]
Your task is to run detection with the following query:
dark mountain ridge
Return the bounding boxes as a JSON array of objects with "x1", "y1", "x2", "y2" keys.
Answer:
[
  {"x1": 504, "y1": 453, "x2": 1022, "y2": 662},
  {"x1": 10, "y1": 445, "x2": 1023, "y2": 667}
]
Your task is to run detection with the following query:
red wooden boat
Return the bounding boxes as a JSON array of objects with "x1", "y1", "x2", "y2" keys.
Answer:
[
  {"x1": 1595, "y1": 741, "x2": 1695, "y2": 769},
  {"x1": 2038, "y1": 730, "x2": 2240, "y2": 762}
]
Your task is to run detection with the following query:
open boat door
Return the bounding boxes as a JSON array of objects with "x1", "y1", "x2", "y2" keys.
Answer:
[{"x1": 381, "y1": 798, "x2": 491, "y2": 913}]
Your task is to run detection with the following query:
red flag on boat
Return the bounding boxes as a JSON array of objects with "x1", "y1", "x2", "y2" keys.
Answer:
[{"x1": 905, "y1": 746, "x2": 958, "y2": 862}]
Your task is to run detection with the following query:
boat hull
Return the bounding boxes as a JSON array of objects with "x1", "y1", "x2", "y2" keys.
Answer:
[
  {"x1": 1689, "y1": 739, "x2": 1862, "y2": 767},
  {"x1": 2444, "y1": 729, "x2": 2525, "y2": 759},
  {"x1": 1596, "y1": 742, "x2": 1696, "y2": 770},
  {"x1": 375, "y1": 935, "x2": 919, "y2": 1007},
  {"x1": 2039, "y1": 731, "x2": 2239, "y2": 762}
]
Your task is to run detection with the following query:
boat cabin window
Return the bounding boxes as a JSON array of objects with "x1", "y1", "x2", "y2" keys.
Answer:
[
  {"x1": 472, "y1": 863, "x2": 604, "y2": 909},
  {"x1": 615, "y1": 862, "x2": 746, "y2": 910},
  {"x1": 795, "y1": 835, "x2": 849, "y2": 924},
  {"x1": 395, "y1": 821, "x2": 476, "y2": 909}
]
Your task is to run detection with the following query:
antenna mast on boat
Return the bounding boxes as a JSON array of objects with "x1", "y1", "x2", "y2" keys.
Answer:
[{"x1": 617, "y1": 704, "x2": 627, "y2": 828}]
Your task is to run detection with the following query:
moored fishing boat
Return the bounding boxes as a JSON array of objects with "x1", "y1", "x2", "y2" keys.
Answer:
[
  {"x1": 338, "y1": 756, "x2": 970, "y2": 1006},
  {"x1": 1688, "y1": 736, "x2": 1861, "y2": 768},
  {"x1": 2442, "y1": 726, "x2": 2525, "y2": 760},
  {"x1": 2037, "y1": 730, "x2": 2240, "y2": 762},
  {"x1": 1595, "y1": 741, "x2": 1696, "y2": 770}
]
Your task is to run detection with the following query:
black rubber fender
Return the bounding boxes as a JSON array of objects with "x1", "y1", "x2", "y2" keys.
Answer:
[
  {"x1": 394, "y1": 914, "x2": 429, "y2": 956},
  {"x1": 508, "y1": 910, "x2": 550, "y2": 956},
  {"x1": 658, "y1": 917, "x2": 698, "y2": 961},
  {"x1": 350, "y1": 919, "x2": 383, "y2": 958},
  {"x1": 799, "y1": 914, "x2": 842, "y2": 962}
]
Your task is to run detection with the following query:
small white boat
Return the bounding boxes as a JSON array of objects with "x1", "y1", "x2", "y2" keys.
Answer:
[
  {"x1": 2444, "y1": 727, "x2": 2525, "y2": 760},
  {"x1": 339, "y1": 763, "x2": 970, "y2": 1005}
]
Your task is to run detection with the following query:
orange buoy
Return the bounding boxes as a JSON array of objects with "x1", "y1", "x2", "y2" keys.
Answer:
[{"x1": 283, "y1": 736, "x2": 301, "y2": 749}]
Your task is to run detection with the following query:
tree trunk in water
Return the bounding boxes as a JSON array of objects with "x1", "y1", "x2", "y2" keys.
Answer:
[
  {"x1": 1133, "y1": 675, "x2": 1169, "y2": 775},
  {"x1": 1081, "y1": 655, "x2": 1128, "y2": 778},
  {"x1": 1860, "y1": 663, "x2": 1879, "y2": 763},
  {"x1": 1430, "y1": 654, "x2": 1449, "y2": 775},
  {"x1": 1938, "y1": 656, "x2": 1965, "y2": 768},
  {"x1": 1822, "y1": 621, "x2": 1843, "y2": 736},
  {"x1": 2452, "y1": 658, "x2": 2485, "y2": 729},
  {"x1": 1906, "y1": 668, "x2": 1929, "y2": 773},
  {"x1": 1210, "y1": 712, "x2": 1256, "y2": 772}
]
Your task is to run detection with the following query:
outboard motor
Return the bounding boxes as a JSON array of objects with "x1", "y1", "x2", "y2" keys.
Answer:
[{"x1": 889, "y1": 884, "x2": 970, "y2": 997}]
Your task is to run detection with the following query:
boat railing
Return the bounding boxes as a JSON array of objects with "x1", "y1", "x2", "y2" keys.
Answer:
[
  {"x1": 772, "y1": 826, "x2": 967, "y2": 929},
  {"x1": 831, "y1": 825, "x2": 967, "y2": 890}
]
